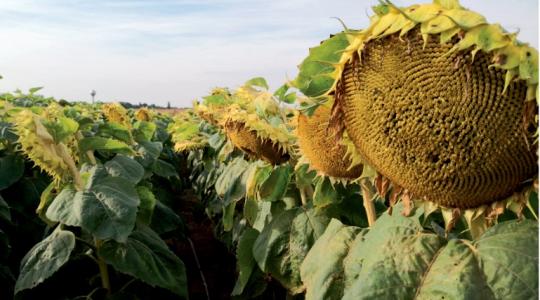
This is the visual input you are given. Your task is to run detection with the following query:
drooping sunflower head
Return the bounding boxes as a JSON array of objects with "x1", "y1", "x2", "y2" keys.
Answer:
[
  {"x1": 169, "y1": 110, "x2": 208, "y2": 152},
  {"x1": 134, "y1": 107, "x2": 153, "y2": 122},
  {"x1": 102, "y1": 103, "x2": 131, "y2": 128},
  {"x1": 12, "y1": 110, "x2": 73, "y2": 184},
  {"x1": 294, "y1": 0, "x2": 538, "y2": 219},
  {"x1": 194, "y1": 87, "x2": 235, "y2": 126},
  {"x1": 295, "y1": 104, "x2": 363, "y2": 182},
  {"x1": 223, "y1": 104, "x2": 293, "y2": 165},
  {"x1": 224, "y1": 120, "x2": 290, "y2": 165}
]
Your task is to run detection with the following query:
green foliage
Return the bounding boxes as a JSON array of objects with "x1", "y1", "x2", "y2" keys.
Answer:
[
  {"x1": 294, "y1": 33, "x2": 350, "y2": 98},
  {"x1": 253, "y1": 207, "x2": 330, "y2": 294},
  {"x1": 0, "y1": 94, "x2": 189, "y2": 298},
  {"x1": 79, "y1": 136, "x2": 135, "y2": 155},
  {"x1": 0, "y1": 155, "x2": 24, "y2": 190},
  {"x1": 99, "y1": 226, "x2": 188, "y2": 298},
  {"x1": 232, "y1": 227, "x2": 260, "y2": 296},
  {"x1": 46, "y1": 166, "x2": 140, "y2": 242},
  {"x1": 301, "y1": 207, "x2": 539, "y2": 300},
  {"x1": 15, "y1": 229, "x2": 75, "y2": 293}
]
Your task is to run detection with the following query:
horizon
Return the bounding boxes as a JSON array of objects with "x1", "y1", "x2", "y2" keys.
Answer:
[{"x1": 1, "y1": 0, "x2": 538, "y2": 107}]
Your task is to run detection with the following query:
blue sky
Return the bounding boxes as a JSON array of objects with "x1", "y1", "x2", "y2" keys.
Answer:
[{"x1": 0, "y1": 0, "x2": 537, "y2": 107}]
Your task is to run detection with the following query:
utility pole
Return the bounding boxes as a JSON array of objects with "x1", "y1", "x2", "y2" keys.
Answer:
[{"x1": 91, "y1": 90, "x2": 96, "y2": 104}]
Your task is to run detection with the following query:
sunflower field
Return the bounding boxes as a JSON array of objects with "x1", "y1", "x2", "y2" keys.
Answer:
[{"x1": 1, "y1": 0, "x2": 538, "y2": 299}]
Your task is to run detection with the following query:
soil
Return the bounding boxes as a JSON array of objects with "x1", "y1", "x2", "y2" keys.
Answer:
[{"x1": 170, "y1": 189, "x2": 238, "y2": 299}]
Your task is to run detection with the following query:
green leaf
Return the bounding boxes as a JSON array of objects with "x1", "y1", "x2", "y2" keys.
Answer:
[
  {"x1": 79, "y1": 137, "x2": 135, "y2": 155},
  {"x1": 46, "y1": 166, "x2": 140, "y2": 242},
  {"x1": 301, "y1": 206, "x2": 539, "y2": 300},
  {"x1": 0, "y1": 154, "x2": 24, "y2": 190},
  {"x1": 273, "y1": 84, "x2": 297, "y2": 104},
  {"x1": 434, "y1": 0, "x2": 461, "y2": 9},
  {"x1": 202, "y1": 94, "x2": 230, "y2": 106},
  {"x1": 105, "y1": 155, "x2": 144, "y2": 184},
  {"x1": 134, "y1": 121, "x2": 157, "y2": 142},
  {"x1": 15, "y1": 229, "x2": 75, "y2": 293},
  {"x1": 43, "y1": 117, "x2": 79, "y2": 143},
  {"x1": 232, "y1": 227, "x2": 260, "y2": 296},
  {"x1": 215, "y1": 157, "x2": 249, "y2": 200},
  {"x1": 28, "y1": 87, "x2": 43, "y2": 94},
  {"x1": 98, "y1": 122, "x2": 133, "y2": 144},
  {"x1": 252, "y1": 207, "x2": 330, "y2": 294},
  {"x1": 258, "y1": 164, "x2": 292, "y2": 202},
  {"x1": 136, "y1": 186, "x2": 157, "y2": 225},
  {"x1": 245, "y1": 77, "x2": 269, "y2": 90},
  {"x1": 152, "y1": 159, "x2": 178, "y2": 178},
  {"x1": 312, "y1": 177, "x2": 339, "y2": 207},
  {"x1": 150, "y1": 200, "x2": 183, "y2": 234},
  {"x1": 136, "y1": 141, "x2": 163, "y2": 168},
  {"x1": 0, "y1": 122, "x2": 18, "y2": 142},
  {"x1": 98, "y1": 226, "x2": 188, "y2": 298},
  {"x1": 244, "y1": 196, "x2": 273, "y2": 232},
  {"x1": 222, "y1": 201, "x2": 237, "y2": 232},
  {"x1": 295, "y1": 33, "x2": 350, "y2": 97},
  {"x1": 301, "y1": 219, "x2": 367, "y2": 300}
]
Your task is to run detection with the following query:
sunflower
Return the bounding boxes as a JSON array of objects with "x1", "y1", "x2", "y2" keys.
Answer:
[{"x1": 294, "y1": 0, "x2": 538, "y2": 235}]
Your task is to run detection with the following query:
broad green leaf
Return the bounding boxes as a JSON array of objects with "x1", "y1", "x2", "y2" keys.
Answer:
[
  {"x1": 105, "y1": 155, "x2": 144, "y2": 184},
  {"x1": 152, "y1": 159, "x2": 178, "y2": 178},
  {"x1": 472, "y1": 220, "x2": 538, "y2": 300},
  {"x1": 43, "y1": 117, "x2": 79, "y2": 143},
  {"x1": 135, "y1": 141, "x2": 163, "y2": 168},
  {"x1": 79, "y1": 137, "x2": 135, "y2": 155},
  {"x1": 36, "y1": 182, "x2": 57, "y2": 226},
  {"x1": 202, "y1": 94, "x2": 229, "y2": 106},
  {"x1": 215, "y1": 157, "x2": 249, "y2": 199},
  {"x1": 28, "y1": 87, "x2": 43, "y2": 94},
  {"x1": 0, "y1": 154, "x2": 24, "y2": 190},
  {"x1": 232, "y1": 228, "x2": 260, "y2": 296},
  {"x1": 295, "y1": 33, "x2": 350, "y2": 98},
  {"x1": 222, "y1": 201, "x2": 237, "y2": 232},
  {"x1": 434, "y1": 0, "x2": 461, "y2": 9},
  {"x1": 136, "y1": 186, "x2": 157, "y2": 225},
  {"x1": 0, "y1": 122, "x2": 18, "y2": 142},
  {"x1": 273, "y1": 83, "x2": 296, "y2": 104},
  {"x1": 301, "y1": 206, "x2": 539, "y2": 300},
  {"x1": 258, "y1": 164, "x2": 292, "y2": 202},
  {"x1": 98, "y1": 226, "x2": 188, "y2": 298},
  {"x1": 150, "y1": 200, "x2": 183, "y2": 234},
  {"x1": 46, "y1": 166, "x2": 140, "y2": 242},
  {"x1": 244, "y1": 196, "x2": 273, "y2": 232},
  {"x1": 98, "y1": 122, "x2": 133, "y2": 144},
  {"x1": 15, "y1": 229, "x2": 75, "y2": 293},
  {"x1": 134, "y1": 121, "x2": 157, "y2": 142},
  {"x1": 245, "y1": 77, "x2": 269, "y2": 90},
  {"x1": 313, "y1": 177, "x2": 339, "y2": 207},
  {"x1": 252, "y1": 207, "x2": 330, "y2": 294},
  {"x1": 301, "y1": 219, "x2": 366, "y2": 300}
]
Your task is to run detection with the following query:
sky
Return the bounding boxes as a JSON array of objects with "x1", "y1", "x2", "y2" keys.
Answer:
[{"x1": 0, "y1": 0, "x2": 538, "y2": 107}]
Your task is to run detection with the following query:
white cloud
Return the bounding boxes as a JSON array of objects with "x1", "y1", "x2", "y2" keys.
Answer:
[{"x1": 0, "y1": 0, "x2": 537, "y2": 107}]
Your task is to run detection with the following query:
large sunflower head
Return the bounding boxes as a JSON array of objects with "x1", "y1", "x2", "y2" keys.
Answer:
[{"x1": 294, "y1": 0, "x2": 538, "y2": 222}]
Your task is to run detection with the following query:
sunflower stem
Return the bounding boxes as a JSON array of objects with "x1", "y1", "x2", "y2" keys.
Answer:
[
  {"x1": 299, "y1": 185, "x2": 313, "y2": 206},
  {"x1": 360, "y1": 180, "x2": 377, "y2": 227},
  {"x1": 94, "y1": 239, "x2": 112, "y2": 296}
]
